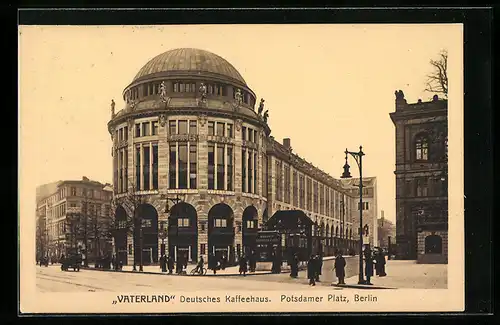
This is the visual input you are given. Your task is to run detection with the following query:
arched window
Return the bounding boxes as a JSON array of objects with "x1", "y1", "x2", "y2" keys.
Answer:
[
  {"x1": 415, "y1": 134, "x2": 429, "y2": 161},
  {"x1": 424, "y1": 235, "x2": 442, "y2": 254}
]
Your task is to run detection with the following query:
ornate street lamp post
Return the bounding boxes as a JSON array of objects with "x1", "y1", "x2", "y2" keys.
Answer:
[
  {"x1": 161, "y1": 194, "x2": 183, "y2": 261},
  {"x1": 341, "y1": 146, "x2": 366, "y2": 285}
]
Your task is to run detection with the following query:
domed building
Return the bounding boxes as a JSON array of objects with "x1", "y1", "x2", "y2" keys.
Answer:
[{"x1": 108, "y1": 48, "x2": 361, "y2": 267}]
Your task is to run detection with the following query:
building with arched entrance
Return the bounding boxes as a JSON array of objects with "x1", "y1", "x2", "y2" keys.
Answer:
[
  {"x1": 108, "y1": 48, "x2": 367, "y2": 266},
  {"x1": 390, "y1": 91, "x2": 448, "y2": 264}
]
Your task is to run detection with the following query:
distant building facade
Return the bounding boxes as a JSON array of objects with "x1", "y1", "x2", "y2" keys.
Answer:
[
  {"x1": 35, "y1": 177, "x2": 113, "y2": 262},
  {"x1": 390, "y1": 91, "x2": 448, "y2": 264},
  {"x1": 377, "y1": 211, "x2": 396, "y2": 249},
  {"x1": 107, "y1": 48, "x2": 363, "y2": 266},
  {"x1": 341, "y1": 177, "x2": 378, "y2": 248}
]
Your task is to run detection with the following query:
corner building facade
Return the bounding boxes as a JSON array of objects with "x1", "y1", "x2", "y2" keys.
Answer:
[{"x1": 108, "y1": 48, "x2": 360, "y2": 266}]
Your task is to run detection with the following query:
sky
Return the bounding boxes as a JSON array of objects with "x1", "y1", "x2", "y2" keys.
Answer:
[{"x1": 19, "y1": 24, "x2": 463, "y2": 223}]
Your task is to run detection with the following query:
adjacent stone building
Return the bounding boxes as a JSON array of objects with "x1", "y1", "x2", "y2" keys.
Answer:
[
  {"x1": 341, "y1": 177, "x2": 378, "y2": 248},
  {"x1": 108, "y1": 48, "x2": 366, "y2": 266},
  {"x1": 389, "y1": 91, "x2": 448, "y2": 264},
  {"x1": 35, "y1": 177, "x2": 113, "y2": 262}
]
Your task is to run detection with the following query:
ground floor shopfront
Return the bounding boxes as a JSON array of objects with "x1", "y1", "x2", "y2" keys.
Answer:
[
  {"x1": 112, "y1": 191, "x2": 266, "y2": 266},
  {"x1": 112, "y1": 193, "x2": 359, "y2": 266}
]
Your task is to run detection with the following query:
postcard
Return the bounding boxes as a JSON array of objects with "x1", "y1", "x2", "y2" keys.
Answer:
[{"x1": 19, "y1": 23, "x2": 464, "y2": 314}]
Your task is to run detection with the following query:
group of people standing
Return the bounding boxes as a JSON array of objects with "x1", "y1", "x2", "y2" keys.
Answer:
[
  {"x1": 237, "y1": 251, "x2": 258, "y2": 276},
  {"x1": 306, "y1": 253, "x2": 325, "y2": 286},
  {"x1": 363, "y1": 247, "x2": 387, "y2": 285},
  {"x1": 159, "y1": 253, "x2": 188, "y2": 274}
]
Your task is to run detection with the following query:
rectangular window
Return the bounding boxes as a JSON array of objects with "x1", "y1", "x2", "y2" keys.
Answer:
[
  {"x1": 152, "y1": 144, "x2": 158, "y2": 190},
  {"x1": 262, "y1": 155, "x2": 267, "y2": 196},
  {"x1": 71, "y1": 187, "x2": 76, "y2": 196},
  {"x1": 135, "y1": 146, "x2": 141, "y2": 190},
  {"x1": 248, "y1": 128, "x2": 253, "y2": 143},
  {"x1": 215, "y1": 218, "x2": 227, "y2": 228},
  {"x1": 143, "y1": 145, "x2": 150, "y2": 191},
  {"x1": 284, "y1": 165, "x2": 291, "y2": 204},
  {"x1": 320, "y1": 184, "x2": 325, "y2": 215},
  {"x1": 313, "y1": 182, "x2": 318, "y2": 213},
  {"x1": 293, "y1": 171, "x2": 298, "y2": 206},
  {"x1": 169, "y1": 120, "x2": 177, "y2": 135},
  {"x1": 119, "y1": 128, "x2": 123, "y2": 141},
  {"x1": 208, "y1": 143, "x2": 215, "y2": 190},
  {"x1": 178, "y1": 144, "x2": 188, "y2": 189},
  {"x1": 180, "y1": 83, "x2": 185, "y2": 92},
  {"x1": 189, "y1": 144, "x2": 197, "y2": 189},
  {"x1": 189, "y1": 120, "x2": 197, "y2": 134},
  {"x1": 135, "y1": 124, "x2": 141, "y2": 137},
  {"x1": 242, "y1": 149, "x2": 246, "y2": 192},
  {"x1": 169, "y1": 144, "x2": 177, "y2": 189},
  {"x1": 226, "y1": 124, "x2": 233, "y2": 138},
  {"x1": 275, "y1": 161, "x2": 282, "y2": 201},
  {"x1": 142, "y1": 122, "x2": 150, "y2": 137},
  {"x1": 174, "y1": 83, "x2": 178, "y2": 92},
  {"x1": 216, "y1": 122, "x2": 225, "y2": 137},
  {"x1": 254, "y1": 130, "x2": 258, "y2": 144},
  {"x1": 124, "y1": 148, "x2": 128, "y2": 191},
  {"x1": 178, "y1": 120, "x2": 188, "y2": 135},
  {"x1": 208, "y1": 121, "x2": 215, "y2": 136},
  {"x1": 248, "y1": 150, "x2": 253, "y2": 193},
  {"x1": 242, "y1": 126, "x2": 247, "y2": 141},
  {"x1": 152, "y1": 121, "x2": 158, "y2": 135},
  {"x1": 141, "y1": 219, "x2": 152, "y2": 228},
  {"x1": 254, "y1": 152, "x2": 258, "y2": 195},
  {"x1": 217, "y1": 145, "x2": 225, "y2": 190},
  {"x1": 178, "y1": 218, "x2": 190, "y2": 227},
  {"x1": 200, "y1": 244, "x2": 206, "y2": 255},
  {"x1": 306, "y1": 178, "x2": 312, "y2": 211},
  {"x1": 227, "y1": 146, "x2": 233, "y2": 191}
]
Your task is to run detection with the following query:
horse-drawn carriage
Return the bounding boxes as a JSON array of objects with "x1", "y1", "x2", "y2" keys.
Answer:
[{"x1": 61, "y1": 249, "x2": 82, "y2": 272}]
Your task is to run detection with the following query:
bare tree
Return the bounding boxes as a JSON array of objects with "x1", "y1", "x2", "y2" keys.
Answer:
[
  {"x1": 105, "y1": 177, "x2": 145, "y2": 271},
  {"x1": 425, "y1": 49, "x2": 448, "y2": 98}
]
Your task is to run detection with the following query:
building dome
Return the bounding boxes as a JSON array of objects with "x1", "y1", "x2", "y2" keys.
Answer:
[{"x1": 132, "y1": 48, "x2": 247, "y2": 85}]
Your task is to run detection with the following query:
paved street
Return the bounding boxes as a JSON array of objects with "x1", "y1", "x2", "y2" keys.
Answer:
[{"x1": 36, "y1": 256, "x2": 447, "y2": 292}]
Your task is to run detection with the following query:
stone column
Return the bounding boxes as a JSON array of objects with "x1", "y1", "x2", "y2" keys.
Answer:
[{"x1": 158, "y1": 114, "x2": 169, "y2": 191}]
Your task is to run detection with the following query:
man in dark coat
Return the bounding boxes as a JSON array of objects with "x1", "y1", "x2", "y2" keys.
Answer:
[
  {"x1": 271, "y1": 250, "x2": 281, "y2": 274},
  {"x1": 290, "y1": 253, "x2": 299, "y2": 278},
  {"x1": 208, "y1": 253, "x2": 217, "y2": 275},
  {"x1": 249, "y1": 251, "x2": 257, "y2": 273},
  {"x1": 160, "y1": 254, "x2": 167, "y2": 272},
  {"x1": 221, "y1": 253, "x2": 227, "y2": 270},
  {"x1": 307, "y1": 255, "x2": 316, "y2": 286},
  {"x1": 167, "y1": 255, "x2": 174, "y2": 274},
  {"x1": 175, "y1": 255, "x2": 183, "y2": 274},
  {"x1": 364, "y1": 249, "x2": 374, "y2": 285},
  {"x1": 334, "y1": 251, "x2": 346, "y2": 284},
  {"x1": 315, "y1": 253, "x2": 323, "y2": 282},
  {"x1": 376, "y1": 248, "x2": 387, "y2": 277},
  {"x1": 238, "y1": 255, "x2": 248, "y2": 276}
]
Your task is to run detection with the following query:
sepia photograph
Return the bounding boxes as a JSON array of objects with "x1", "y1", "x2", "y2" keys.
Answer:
[{"x1": 19, "y1": 23, "x2": 464, "y2": 313}]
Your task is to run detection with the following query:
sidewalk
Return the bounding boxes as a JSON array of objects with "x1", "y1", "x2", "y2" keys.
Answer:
[
  {"x1": 337, "y1": 260, "x2": 448, "y2": 289},
  {"x1": 81, "y1": 255, "x2": 337, "y2": 277}
]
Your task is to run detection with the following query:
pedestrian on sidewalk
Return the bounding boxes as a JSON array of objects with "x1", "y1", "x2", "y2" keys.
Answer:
[
  {"x1": 334, "y1": 250, "x2": 346, "y2": 285},
  {"x1": 364, "y1": 249, "x2": 374, "y2": 285},
  {"x1": 160, "y1": 254, "x2": 167, "y2": 272},
  {"x1": 315, "y1": 253, "x2": 323, "y2": 282},
  {"x1": 307, "y1": 255, "x2": 316, "y2": 286},
  {"x1": 290, "y1": 253, "x2": 299, "y2": 278},
  {"x1": 208, "y1": 253, "x2": 217, "y2": 275},
  {"x1": 249, "y1": 250, "x2": 257, "y2": 273},
  {"x1": 271, "y1": 250, "x2": 281, "y2": 274},
  {"x1": 375, "y1": 248, "x2": 387, "y2": 277},
  {"x1": 221, "y1": 253, "x2": 227, "y2": 270},
  {"x1": 238, "y1": 254, "x2": 248, "y2": 276},
  {"x1": 167, "y1": 255, "x2": 174, "y2": 274}
]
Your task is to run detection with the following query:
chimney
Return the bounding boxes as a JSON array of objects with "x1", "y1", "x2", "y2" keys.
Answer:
[
  {"x1": 283, "y1": 138, "x2": 291, "y2": 149},
  {"x1": 82, "y1": 176, "x2": 89, "y2": 181}
]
